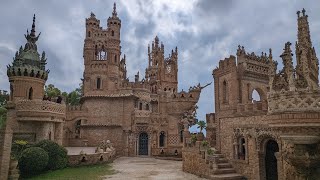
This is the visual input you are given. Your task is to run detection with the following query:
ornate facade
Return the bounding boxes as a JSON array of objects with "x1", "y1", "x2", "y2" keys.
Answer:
[
  {"x1": 63, "y1": 3, "x2": 205, "y2": 156},
  {"x1": 206, "y1": 9, "x2": 320, "y2": 179}
]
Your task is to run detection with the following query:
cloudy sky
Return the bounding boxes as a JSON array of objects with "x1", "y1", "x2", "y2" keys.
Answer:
[{"x1": 0, "y1": 0, "x2": 319, "y2": 132}]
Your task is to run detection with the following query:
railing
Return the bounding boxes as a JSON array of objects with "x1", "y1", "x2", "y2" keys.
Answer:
[{"x1": 16, "y1": 99, "x2": 66, "y2": 119}]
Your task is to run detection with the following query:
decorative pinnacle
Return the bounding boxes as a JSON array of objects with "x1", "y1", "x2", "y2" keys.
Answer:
[
  {"x1": 297, "y1": 11, "x2": 300, "y2": 18},
  {"x1": 30, "y1": 14, "x2": 36, "y2": 37},
  {"x1": 302, "y1": 8, "x2": 306, "y2": 16},
  {"x1": 112, "y1": 2, "x2": 117, "y2": 17}
]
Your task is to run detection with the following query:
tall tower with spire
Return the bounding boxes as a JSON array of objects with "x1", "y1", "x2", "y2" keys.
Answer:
[
  {"x1": 145, "y1": 36, "x2": 178, "y2": 94},
  {"x1": 83, "y1": 3, "x2": 124, "y2": 95},
  {"x1": 295, "y1": 8, "x2": 319, "y2": 89},
  {"x1": 7, "y1": 14, "x2": 49, "y2": 101}
]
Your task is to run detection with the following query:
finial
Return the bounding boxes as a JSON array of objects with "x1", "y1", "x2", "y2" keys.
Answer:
[
  {"x1": 30, "y1": 14, "x2": 36, "y2": 37},
  {"x1": 297, "y1": 11, "x2": 300, "y2": 18},
  {"x1": 302, "y1": 8, "x2": 306, "y2": 16},
  {"x1": 112, "y1": 2, "x2": 117, "y2": 17},
  {"x1": 90, "y1": 12, "x2": 95, "y2": 18},
  {"x1": 175, "y1": 46, "x2": 178, "y2": 53}
]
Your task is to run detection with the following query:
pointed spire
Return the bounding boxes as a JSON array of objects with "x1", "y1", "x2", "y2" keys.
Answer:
[
  {"x1": 112, "y1": 2, "x2": 117, "y2": 17},
  {"x1": 30, "y1": 14, "x2": 36, "y2": 37},
  {"x1": 302, "y1": 8, "x2": 306, "y2": 16}
]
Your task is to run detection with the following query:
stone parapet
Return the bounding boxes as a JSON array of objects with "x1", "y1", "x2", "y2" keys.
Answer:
[
  {"x1": 268, "y1": 89, "x2": 320, "y2": 114},
  {"x1": 15, "y1": 99, "x2": 66, "y2": 121}
]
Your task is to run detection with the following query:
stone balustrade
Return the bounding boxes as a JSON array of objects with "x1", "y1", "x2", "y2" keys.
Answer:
[
  {"x1": 15, "y1": 99, "x2": 66, "y2": 120},
  {"x1": 268, "y1": 89, "x2": 320, "y2": 114},
  {"x1": 134, "y1": 110, "x2": 151, "y2": 118}
]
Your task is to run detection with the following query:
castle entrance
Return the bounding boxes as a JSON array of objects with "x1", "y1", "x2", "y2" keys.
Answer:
[
  {"x1": 138, "y1": 132, "x2": 148, "y2": 155},
  {"x1": 265, "y1": 140, "x2": 279, "y2": 180}
]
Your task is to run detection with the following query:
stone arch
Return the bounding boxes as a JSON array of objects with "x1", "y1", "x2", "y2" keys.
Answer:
[
  {"x1": 248, "y1": 86, "x2": 267, "y2": 102},
  {"x1": 159, "y1": 131, "x2": 166, "y2": 147}
]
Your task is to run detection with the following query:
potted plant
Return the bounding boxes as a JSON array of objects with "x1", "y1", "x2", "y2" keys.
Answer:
[
  {"x1": 191, "y1": 134, "x2": 197, "y2": 144},
  {"x1": 196, "y1": 121, "x2": 206, "y2": 141},
  {"x1": 200, "y1": 140, "x2": 209, "y2": 151}
]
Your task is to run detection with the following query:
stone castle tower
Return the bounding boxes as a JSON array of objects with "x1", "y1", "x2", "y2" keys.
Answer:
[
  {"x1": 7, "y1": 15, "x2": 49, "y2": 102},
  {"x1": 83, "y1": 3, "x2": 123, "y2": 95},
  {"x1": 64, "y1": 3, "x2": 206, "y2": 157},
  {"x1": 204, "y1": 8, "x2": 320, "y2": 179}
]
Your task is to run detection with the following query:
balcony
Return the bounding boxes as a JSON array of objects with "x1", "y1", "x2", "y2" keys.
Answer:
[{"x1": 16, "y1": 100, "x2": 66, "y2": 122}]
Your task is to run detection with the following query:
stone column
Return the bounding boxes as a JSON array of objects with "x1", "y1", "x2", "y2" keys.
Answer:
[
  {"x1": 54, "y1": 122, "x2": 63, "y2": 145},
  {"x1": 0, "y1": 105, "x2": 15, "y2": 180}
]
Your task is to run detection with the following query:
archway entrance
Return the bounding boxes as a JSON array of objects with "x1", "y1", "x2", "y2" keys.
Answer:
[
  {"x1": 139, "y1": 132, "x2": 148, "y2": 155},
  {"x1": 265, "y1": 140, "x2": 279, "y2": 180}
]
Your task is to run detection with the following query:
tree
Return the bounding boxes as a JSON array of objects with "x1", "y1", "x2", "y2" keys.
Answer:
[
  {"x1": 44, "y1": 84, "x2": 61, "y2": 98},
  {"x1": 0, "y1": 90, "x2": 9, "y2": 107},
  {"x1": 197, "y1": 120, "x2": 206, "y2": 133}
]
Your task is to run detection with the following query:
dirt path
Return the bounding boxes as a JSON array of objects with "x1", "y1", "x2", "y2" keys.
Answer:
[{"x1": 104, "y1": 157, "x2": 206, "y2": 180}]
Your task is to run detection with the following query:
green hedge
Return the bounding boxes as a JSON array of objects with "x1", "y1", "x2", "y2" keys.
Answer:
[
  {"x1": 18, "y1": 147, "x2": 49, "y2": 176},
  {"x1": 34, "y1": 140, "x2": 68, "y2": 170}
]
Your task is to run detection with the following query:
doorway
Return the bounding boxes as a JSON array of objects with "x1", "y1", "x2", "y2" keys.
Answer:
[
  {"x1": 139, "y1": 132, "x2": 148, "y2": 155},
  {"x1": 265, "y1": 140, "x2": 279, "y2": 180}
]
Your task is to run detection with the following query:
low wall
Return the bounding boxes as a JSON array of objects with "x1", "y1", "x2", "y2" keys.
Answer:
[
  {"x1": 182, "y1": 142, "x2": 211, "y2": 178},
  {"x1": 68, "y1": 149, "x2": 116, "y2": 166}
]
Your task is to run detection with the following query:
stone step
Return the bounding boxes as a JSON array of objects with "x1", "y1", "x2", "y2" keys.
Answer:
[
  {"x1": 210, "y1": 173, "x2": 244, "y2": 180},
  {"x1": 217, "y1": 158, "x2": 228, "y2": 163},
  {"x1": 214, "y1": 168, "x2": 236, "y2": 175},
  {"x1": 217, "y1": 163, "x2": 233, "y2": 169}
]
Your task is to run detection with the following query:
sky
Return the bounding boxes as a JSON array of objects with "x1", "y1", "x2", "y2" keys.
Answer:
[{"x1": 0, "y1": 0, "x2": 320, "y2": 133}]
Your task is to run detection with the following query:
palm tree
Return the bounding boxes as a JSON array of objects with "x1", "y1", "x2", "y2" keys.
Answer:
[{"x1": 197, "y1": 120, "x2": 206, "y2": 133}]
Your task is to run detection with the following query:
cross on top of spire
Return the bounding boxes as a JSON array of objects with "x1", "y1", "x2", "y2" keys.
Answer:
[{"x1": 112, "y1": 2, "x2": 117, "y2": 17}]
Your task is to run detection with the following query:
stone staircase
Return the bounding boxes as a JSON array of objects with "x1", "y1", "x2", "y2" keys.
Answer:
[{"x1": 207, "y1": 153, "x2": 244, "y2": 180}]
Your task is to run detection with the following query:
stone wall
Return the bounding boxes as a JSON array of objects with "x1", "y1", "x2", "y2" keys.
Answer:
[{"x1": 68, "y1": 149, "x2": 116, "y2": 166}]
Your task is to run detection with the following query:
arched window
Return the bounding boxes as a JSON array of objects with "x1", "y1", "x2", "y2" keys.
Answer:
[
  {"x1": 139, "y1": 102, "x2": 142, "y2": 110},
  {"x1": 146, "y1": 104, "x2": 149, "y2": 110},
  {"x1": 114, "y1": 55, "x2": 117, "y2": 63},
  {"x1": 28, "y1": 87, "x2": 33, "y2": 100},
  {"x1": 97, "y1": 78, "x2": 101, "y2": 89},
  {"x1": 10, "y1": 84, "x2": 13, "y2": 101},
  {"x1": 180, "y1": 129, "x2": 184, "y2": 143},
  {"x1": 111, "y1": 30, "x2": 114, "y2": 36},
  {"x1": 252, "y1": 89, "x2": 261, "y2": 102},
  {"x1": 223, "y1": 81, "x2": 227, "y2": 103},
  {"x1": 88, "y1": 31, "x2": 91, "y2": 37},
  {"x1": 238, "y1": 137, "x2": 246, "y2": 160},
  {"x1": 75, "y1": 120, "x2": 81, "y2": 138},
  {"x1": 159, "y1": 131, "x2": 165, "y2": 147}
]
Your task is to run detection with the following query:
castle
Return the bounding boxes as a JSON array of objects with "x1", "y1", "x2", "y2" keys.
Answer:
[
  {"x1": 0, "y1": 3, "x2": 204, "y2": 161},
  {"x1": 182, "y1": 8, "x2": 320, "y2": 180}
]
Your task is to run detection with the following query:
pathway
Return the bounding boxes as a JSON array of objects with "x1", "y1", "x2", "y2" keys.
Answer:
[{"x1": 104, "y1": 157, "x2": 206, "y2": 180}]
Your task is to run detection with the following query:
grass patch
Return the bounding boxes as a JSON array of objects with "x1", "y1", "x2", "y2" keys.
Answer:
[{"x1": 24, "y1": 163, "x2": 115, "y2": 180}]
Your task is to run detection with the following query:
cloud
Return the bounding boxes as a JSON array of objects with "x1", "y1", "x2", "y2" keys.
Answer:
[{"x1": 0, "y1": 0, "x2": 320, "y2": 133}]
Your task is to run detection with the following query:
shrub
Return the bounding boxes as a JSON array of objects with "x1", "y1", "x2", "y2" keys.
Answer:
[
  {"x1": 202, "y1": 140, "x2": 209, "y2": 147},
  {"x1": 18, "y1": 147, "x2": 49, "y2": 176},
  {"x1": 11, "y1": 140, "x2": 30, "y2": 160},
  {"x1": 35, "y1": 140, "x2": 68, "y2": 170},
  {"x1": 191, "y1": 134, "x2": 197, "y2": 143}
]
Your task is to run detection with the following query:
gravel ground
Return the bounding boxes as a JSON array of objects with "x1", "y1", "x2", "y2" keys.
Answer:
[{"x1": 104, "y1": 157, "x2": 206, "y2": 180}]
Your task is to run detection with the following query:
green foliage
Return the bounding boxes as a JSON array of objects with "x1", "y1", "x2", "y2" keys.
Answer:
[
  {"x1": 197, "y1": 120, "x2": 207, "y2": 133},
  {"x1": 34, "y1": 140, "x2": 68, "y2": 170},
  {"x1": 207, "y1": 147, "x2": 217, "y2": 155},
  {"x1": 0, "y1": 107, "x2": 7, "y2": 129},
  {"x1": 66, "y1": 90, "x2": 81, "y2": 106},
  {"x1": 19, "y1": 147, "x2": 49, "y2": 176},
  {"x1": 0, "y1": 93, "x2": 9, "y2": 107},
  {"x1": 11, "y1": 140, "x2": 30, "y2": 160},
  {"x1": 44, "y1": 84, "x2": 62, "y2": 98},
  {"x1": 202, "y1": 140, "x2": 209, "y2": 147},
  {"x1": 191, "y1": 134, "x2": 197, "y2": 143}
]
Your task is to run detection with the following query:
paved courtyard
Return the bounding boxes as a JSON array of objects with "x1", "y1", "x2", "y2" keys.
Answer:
[{"x1": 104, "y1": 157, "x2": 206, "y2": 180}]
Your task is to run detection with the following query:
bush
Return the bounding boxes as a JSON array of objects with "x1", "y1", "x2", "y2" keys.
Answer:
[
  {"x1": 19, "y1": 147, "x2": 49, "y2": 176},
  {"x1": 35, "y1": 140, "x2": 68, "y2": 170},
  {"x1": 11, "y1": 140, "x2": 30, "y2": 160}
]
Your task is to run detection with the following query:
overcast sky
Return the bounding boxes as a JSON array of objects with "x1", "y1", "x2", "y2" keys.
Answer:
[{"x1": 0, "y1": 0, "x2": 319, "y2": 132}]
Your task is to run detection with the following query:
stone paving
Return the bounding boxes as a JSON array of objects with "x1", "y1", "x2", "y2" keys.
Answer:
[{"x1": 104, "y1": 157, "x2": 206, "y2": 180}]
